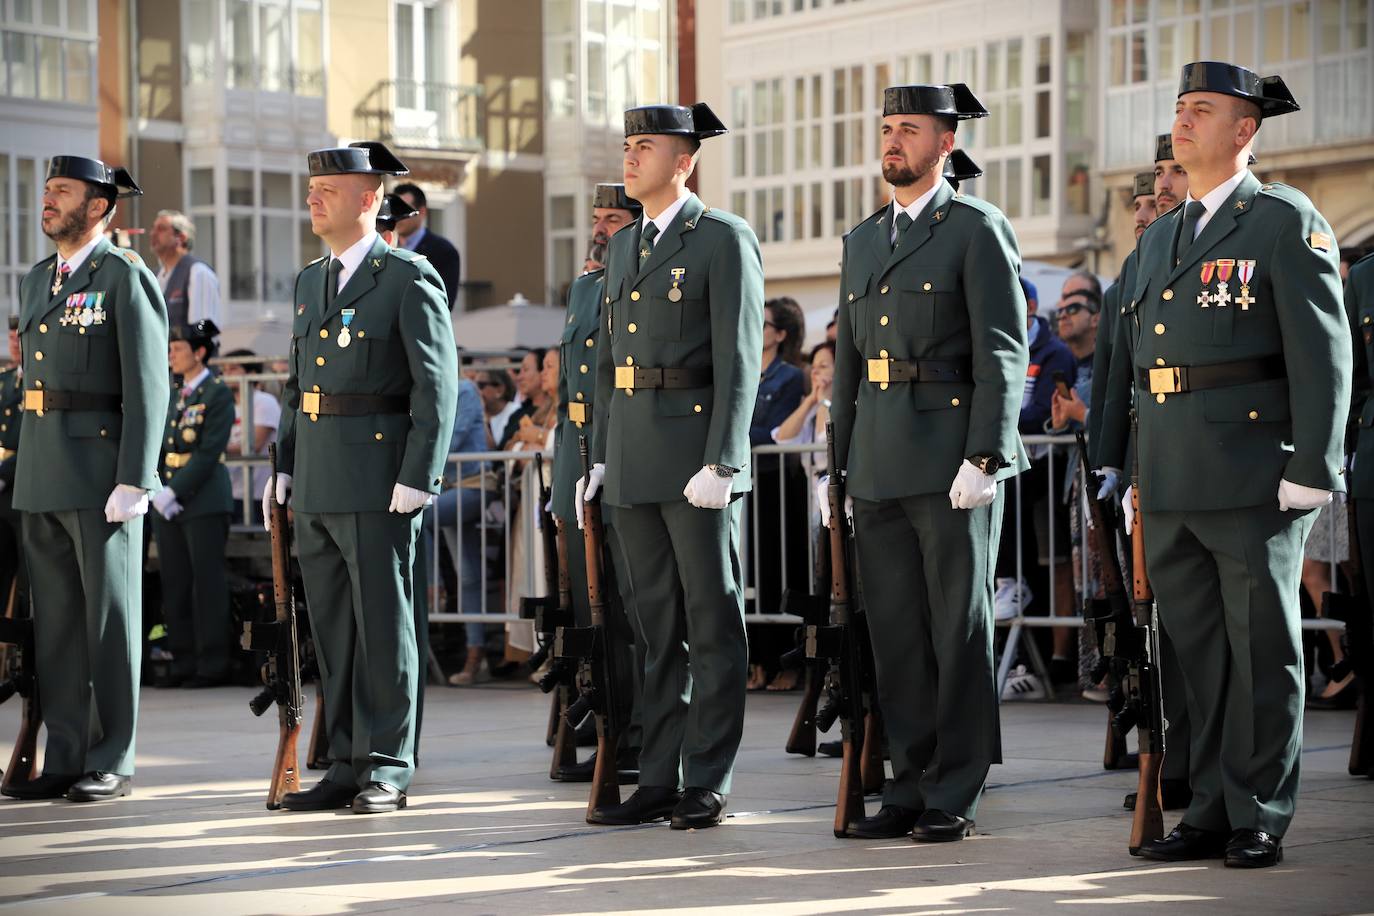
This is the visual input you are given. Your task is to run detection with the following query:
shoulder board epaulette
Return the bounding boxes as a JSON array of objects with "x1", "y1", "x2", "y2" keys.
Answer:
[
  {"x1": 1352, "y1": 250, "x2": 1374, "y2": 271},
  {"x1": 388, "y1": 248, "x2": 428, "y2": 263},
  {"x1": 1256, "y1": 181, "x2": 1311, "y2": 208},
  {"x1": 118, "y1": 249, "x2": 142, "y2": 265},
  {"x1": 949, "y1": 193, "x2": 999, "y2": 216},
  {"x1": 306, "y1": 255, "x2": 326, "y2": 267}
]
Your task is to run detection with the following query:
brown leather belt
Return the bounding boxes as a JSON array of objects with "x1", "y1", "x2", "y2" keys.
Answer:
[
  {"x1": 1139, "y1": 355, "x2": 1285, "y2": 396},
  {"x1": 164, "y1": 452, "x2": 192, "y2": 468},
  {"x1": 24, "y1": 389, "x2": 121, "y2": 412},
  {"x1": 866, "y1": 357, "x2": 972, "y2": 384},
  {"x1": 614, "y1": 367, "x2": 712, "y2": 391},
  {"x1": 300, "y1": 392, "x2": 409, "y2": 416},
  {"x1": 567, "y1": 402, "x2": 591, "y2": 424}
]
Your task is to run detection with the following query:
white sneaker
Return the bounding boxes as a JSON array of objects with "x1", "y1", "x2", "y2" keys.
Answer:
[
  {"x1": 994, "y1": 577, "x2": 1032, "y2": 621},
  {"x1": 1001, "y1": 664, "x2": 1046, "y2": 701}
]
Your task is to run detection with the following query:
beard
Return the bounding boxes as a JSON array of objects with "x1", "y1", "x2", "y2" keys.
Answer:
[
  {"x1": 42, "y1": 206, "x2": 91, "y2": 246},
  {"x1": 586, "y1": 233, "x2": 608, "y2": 269},
  {"x1": 882, "y1": 149, "x2": 942, "y2": 188}
]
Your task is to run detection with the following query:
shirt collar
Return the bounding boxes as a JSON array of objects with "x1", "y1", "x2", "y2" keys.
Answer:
[
  {"x1": 332, "y1": 231, "x2": 379, "y2": 276},
  {"x1": 643, "y1": 190, "x2": 692, "y2": 240},
  {"x1": 1185, "y1": 167, "x2": 1249, "y2": 219},
  {"x1": 182, "y1": 367, "x2": 211, "y2": 393},
  {"x1": 891, "y1": 182, "x2": 942, "y2": 225},
  {"x1": 58, "y1": 235, "x2": 103, "y2": 276},
  {"x1": 402, "y1": 226, "x2": 426, "y2": 251}
]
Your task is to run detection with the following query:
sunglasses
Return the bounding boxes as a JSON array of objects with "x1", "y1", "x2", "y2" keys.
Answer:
[
  {"x1": 477, "y1": 380, "x2": 501, "y2": 389},
  {"x1": 1057, "y1": 302, "x2": 1093, "y2": 318}
]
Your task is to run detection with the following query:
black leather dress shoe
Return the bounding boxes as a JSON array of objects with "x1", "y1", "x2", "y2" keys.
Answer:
[
  {"x1": 352, "y1": 781, "x2": 406, "y2": 814},
  {"x1": 846, "y1": 804, "x2": 922, "y2": 839},
  {"x1": 1123, "y1": 778, "x2": 1193, "y2": 811},
  {"x1": 281, "y1": 779, "x2": 357, "y2": 811},
  {"x1": 2, "y1": 772, "x2": 80, "y2": 800},
  {"x1": 818, "y1": 740, "x2": 842, "y2": 759},
  {"x1": 554, "y1": 750, "x2": 641, "y2": 785},
  {"x1": 1137, "y1": 822, "x2": 1228, "y2": 861},
  {"x1": 1225, "y1": 829, "x2": 1283, "y2": 868},
  {"x1": 911, "y1": 809, "x2": 974, "y2": 842},
  {"x1": 588, "y1": 785, "x2": 682, "y2": 825},
  {"x1": 670, "y1": 787, "x2": 726, "y2": 830},
  {"x1": 66, "y1": 772, "x2": 131, "y2": 802}
]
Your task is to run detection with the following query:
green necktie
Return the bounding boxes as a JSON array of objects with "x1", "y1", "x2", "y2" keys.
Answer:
[
  {"x1": 893, "y1": 211, "x2": 914, "y2": 248},
  {"x1": 1173, "y1": 200, "x2": 1207, "y2": 266},
  {"x1": 325, "y1": 258, "x2": 344, "y2": 309},
  {"x1": 639, "y1": 222, "x2": 660, "y2": 270}
]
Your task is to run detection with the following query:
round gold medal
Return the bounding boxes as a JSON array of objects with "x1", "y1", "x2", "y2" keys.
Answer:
[
  {"x1": 667, "y1": 286, "x2": 683, "y2": 303},
  {"x1": 182, "y1": 428, "x2": 197, "y2": 443}
]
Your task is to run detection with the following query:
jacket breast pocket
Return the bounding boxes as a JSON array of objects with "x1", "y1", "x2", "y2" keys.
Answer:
[
  {"x1": 898, "y1": 269, "x2": 959, "y2": 338},
  {"x1": 1202, "y1": 379, "x2": 1290, "y2": 424},
  {"x1": 648, "y1": 276, "x2": 705, "y2": 342},
  {"x1": 57, "y1": 319, "x2": 110, "y2": 372},
  {"x1": 845, "y1": 275, "x2": 873, "y2": 348}
]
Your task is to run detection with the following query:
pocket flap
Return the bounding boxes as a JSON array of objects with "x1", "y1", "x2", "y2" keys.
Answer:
[
  {"x1": 658, "y1": 387, "x2": 712, "y2": 418},
  {"x1": 1201, "y1": 379, "x2": 1290, "y2": 423},
  {"x1": 900, "y1": 269, "x2": 958, "y2": 294}
]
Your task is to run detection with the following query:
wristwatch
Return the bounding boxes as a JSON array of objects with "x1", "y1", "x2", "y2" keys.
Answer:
[
  {"x1": 968, "y1": 454, "x2": 1005, "y2": 476},
  {"x1": 709, "y1": 464, "x2": 738, "y2": 478}
]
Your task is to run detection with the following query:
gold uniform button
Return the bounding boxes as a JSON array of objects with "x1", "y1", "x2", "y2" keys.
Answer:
[
  {"x1": 1156, "y1": 393, "x2": 1166, "y2": 404},
  {"x1": 847, "y1": 292, "x2": 855, "y2": 302},
  {"x1": 312, "y1": 384, "x2": 321, "y2": 392},
  {"x1": 879, "y1": 382, "x2": 889, "y2": 391},
  {"x1": 576, "y1": 392, "x2": 584, "y2": 401},
  {"x1": 78, "y1": 327, "x2": 86, "y2": 335},
  {"x1": 626, "y1": 356, "x2": 634, "y2": 366},
  {"x1": 320, "y1": 329, "x2": 329, "y2": 338},
  {"x1": 1162, "y1": 289, "x2": 1174, "y2": 301},
  {"x1": 923, "y1": 282, "x2": 933, "y2": 291},
  {"x1": 33, "y1": 351, "x2": 42, "y2": 361},
  {"x1": 38, "y1": 323, "x2": 47, "y2": 333},
  {"x1": 626, "y1": 389, "x2": 634, "y2": 397},
  {"x1": 1248, "y1": 410, "x2": 1259, "y2": 420},
  {"x1": 375, "y1": 432, "x2": 384, "y2": 440},
  {"x1": 585, "y1": 338, "x2": 594, "y2": 347},
  {"x1": 357, "y1": 331, "x2": 365, "y2": 338},
  {"x1": 605, "y1": 296, "x2": 610, "y2": 304},
  {"x1": 167, "y1": 436, "x2": 174, "y2": 445},
  {"x1": 1366, "y1": 316, "x2": 1373, "y2": 326},
  {"x1": 951, "y1": 397, "x2": 961, "y2": 407},
  {"x1": 580, "y1": 364, "x2": 588, "y2": 374},
  {"x1": 34, "y1": 381, "x2": 42, "y2": 389},
  {"x1": 316, "y1": 356, "x2": 326, "y2": 366},
  {"x1": 1154, "y1": 323, "x2": 1166, "y2": 335},
  {"x1": 879, "y1": 349, "x2": 889, "y2": 359},
  {"x1": 99, "y1": 428, "x2": 107, "y2": 437},
  {"x1": 880, "y1": 315, "x2": 890, "y2": 326},
  {"x1": 693, "y1": 404, "x2": 702, "y2": 413},
  {"x1": 1156, "y1": 358, "x2": 1166, "y2": 366},
  {"x1": 880, "y1": 285, "x2": 890, "y2": 294},
  {"x1": 628, "y1": 322, "x2": 638, "y2": 333},
  {"x1": 630, "y1": 291, "x2": 641, "y2": 301}
]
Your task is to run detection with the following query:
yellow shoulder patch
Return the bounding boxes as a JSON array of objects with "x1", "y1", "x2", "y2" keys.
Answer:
[
  {"x1": 119, "y1": 249, "x2": 142, "y2": 265},
  {"x1": 1309, "y1": 231, "x2": 1333, "y2": 252}
]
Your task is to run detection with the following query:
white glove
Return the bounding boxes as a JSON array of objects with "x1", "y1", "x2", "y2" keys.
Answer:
[
  {"x1": 261, "y1": 473, "x2": 292, "y2": 532},
  {"x1": 104, "y1": 484, "x2": 149, "y2": 524},
  {"x1": 1121, "y1": 485, "x2": 1136, "y2": 534},
  {"x1": 576, "y1": 462, "x2": 606, "y2": 530},
  {"x1": 684, "y1": 465, "x2": 733, "y2": 510},
  {"x1": 152, "y1": 487, "x2": 183, "y2": 521},
  {"x1": 389, "y1": 482, "x2": 433, "y2": 514},
  {"x1": 1278, "y1": 478, "x2": 1332, "y2": 512},
  {"x1": 948, "y1": 460, "x2": 997, "y2": 510},
  {"x1": 1095, "y1": 467, "x2": 1121, "y2": 501},
  {"x1": 815, "y1": 475, "x2": 853, "y2": 528}
]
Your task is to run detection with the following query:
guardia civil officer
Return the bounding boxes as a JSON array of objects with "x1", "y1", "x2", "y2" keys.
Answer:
[
  {"x1": 2, "y1": 157, "x2": 168, "y2": 802},
  {"x1": 551, "y1": 182, "x2": 645, "y2": 784},
  {"x1": 268, "y1": 142, "x2": 457, "y2": 814},
  {"x1": 152, "y1": 319, "x2": 235, "y2": 688},
  {"x1": 1100, "y1": 62, "x2": 1350, "y2": 867},
  {"x1": 582, "y1": 104, "x2": 763, "y2": 829},
  {"x1": 829, "y1": 84, "x2": 1029, "y2": 842}
]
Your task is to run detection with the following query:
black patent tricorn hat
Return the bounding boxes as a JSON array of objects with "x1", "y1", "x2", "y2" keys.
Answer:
[
  {"x1": 307, "y1": 141, "x2": 410, "y2": 177},
  {"x1": 46, "y1": 156, "x2": 142, "y2": 198},
  {"x1": 376, "y1": 192, "x2": 419, "y2": 230},
  {"x1": 1178, "y1": 61, "x2": 1299, "y2": 117},
  {"x1": 1133, "y1": 172, "x2": 1155, "y2": 198},
  {"x1": 882, "y1": 83, "x2": 988, "y2": 119},
  {"x1": 623, "y1": 103, "x2": 728, "y2": 140},
  {"x1": 169, "y1": 318, "x2": 220, "y2": 347},
  {"x1": 1154, "y1": 133, "x2": 1174, "y2": 162},
  {"x1": 943, "y1": 150, "x2": 983, "y2": 190},
  {"x1": 592, "y1": 182, "x2": 642, "y2": 214}
]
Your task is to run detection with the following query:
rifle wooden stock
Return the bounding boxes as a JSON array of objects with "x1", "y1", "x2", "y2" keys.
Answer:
[
  {"x1": 580, "y1": 437, "x2": 622, "y2": 818},
  {"x1": 860, "y1": 707, "x2": 885, "y2": 795},
  {"x1": 262, "y1": 444, "x2": 303, "y2": 810},
  {"x1": 785, "y1": 667, "x2": 822, "y2": 757},
  {"x1": 548, "y1": 521, "x2": 578, "y2": 779},
  {"x1": 1127, "y1": 480, "x2": 1165, "y2": 854},
  {"x1": 0, "y1": 577, "x2": 40, "y2": 790},
  {"x1": 783, "y1": 583, "x2": 829, "y2": 757}
]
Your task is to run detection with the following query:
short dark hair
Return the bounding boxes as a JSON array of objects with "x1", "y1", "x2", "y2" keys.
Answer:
[
  {"x1": 84, "y1": 182, "x2": 117, "y2": 224},
  {"x1": 936, "y1": 115, "x2": 959, "y2": 135},
  {"x1": 1065, "y1": 270, "x2": 1102, "y2": 299},
  {"x1": 809, "y1": 340, "x2": 836, "y2": 363},
  {"x1": 672, "y1": 135, "x2": 702, "y2": 157},
  {"x1": 479, "y1": 367, "x2": 516, "y2": 402},
  {"x1": 1061, "y1": 288, "x2": 1102, "y2": 314},
  {"x1": 393, "y1": 182, "x2": 427, "y2": 209},
  {"x1": 1232, "y1": 96, "x2": 1263, "y2": 130}
]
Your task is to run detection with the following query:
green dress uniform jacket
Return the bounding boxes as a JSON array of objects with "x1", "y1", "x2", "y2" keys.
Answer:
[
  {"x1": 1098, "y1": 170, "x2": 1350, "y2": 838},
  {"x1": 1088, "y1": 252, "x2": 1132, "y2": 467},
  {"x1": 277, "y1": 235, "x2": 458, "y2": 793},
  {"x1": 0, "y1": 368, "x2": 22, "y2": 493},
  {"x1": 154, "y1": 371, "x2": 235, "y2": 682},
  {"x1": 1346, "y1": 253, "x2": 1374, "y2": 499},
  {"x1": 15, "y1": 237, "x2": 169, "y2": 778},
  {"x1": 830, "y1": 181, "x2": 1029, "y2": 821},
  {"x1": 590, "y1": 193, "x2": 763, "y2": 795}
]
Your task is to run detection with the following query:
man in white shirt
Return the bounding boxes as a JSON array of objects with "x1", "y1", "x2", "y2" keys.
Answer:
[{"x1": 150, "y1": 210, "x2": 221, "y2": 329}]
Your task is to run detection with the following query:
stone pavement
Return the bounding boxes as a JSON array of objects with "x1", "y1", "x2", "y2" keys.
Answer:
[{"x1": 0, "y1": 684, "x2": 1369, "y2": 914}]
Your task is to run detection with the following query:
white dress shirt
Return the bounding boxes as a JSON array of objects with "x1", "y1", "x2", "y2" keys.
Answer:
[
  {"x1": 889, "y1": 181, "x2": 942, "y2": 244},
  {"x1": 329, "y1": 231, "x2": 379, "y2": 295},
  {"x1": 641, "y1": 190, "x2": 693, "y2": 246},
  {"x1": 56, "y1": 234, "x2": 103, "y2": 277},
  {"x1": 157, "y1": 259, "x2": 222, "y2": 326},
  {"x1": 1184, "y1": 168, "x2": 1249, "y2": 240}
]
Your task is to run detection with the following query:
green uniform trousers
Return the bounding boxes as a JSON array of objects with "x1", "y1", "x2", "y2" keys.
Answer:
[
  {"x1": 564, "y1": 515, "x2": 646, "y2": 752},
  {"x1": 1143, "y1": 503, "x2": 1315, "y2": 836},
  {"x1": 24, "y1": 510, "x2": 143, "y2": 776},
  {"x1": 852, "y1": 490, "x2": 1004, "y2": 819},
  {"x1": 152, "y1": 513, "x2": 231, "y2": 681},
  {"x1": 611, "y1": 499, "x2": 746, "y2": 794},
  {"x1": 1159, "y1": 624, "x2": 1191, "y2": 782},
  {"x1": 295, "y1": 509, "x2": 422, "y2": 792}
]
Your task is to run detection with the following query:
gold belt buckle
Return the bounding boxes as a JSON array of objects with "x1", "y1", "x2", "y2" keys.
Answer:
[
  {"x1": 301, "y1": 391, "x2": 321, "y2": 414},
  {"x1": 866, "y1": 358, "x2": 891, "y2": 384},
  {"x1": 1148, "y1": 367, "x2": 1182, "y2": 395},
  {"x1": 23, "y1": 390, "x2": 44, "y2": 412},
  {"x1": 615, "y1": 366, "x2": 636, "y2": 390},
  {"x1": 568, "y1": 402, "x2": 588, "y2": 424}
]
